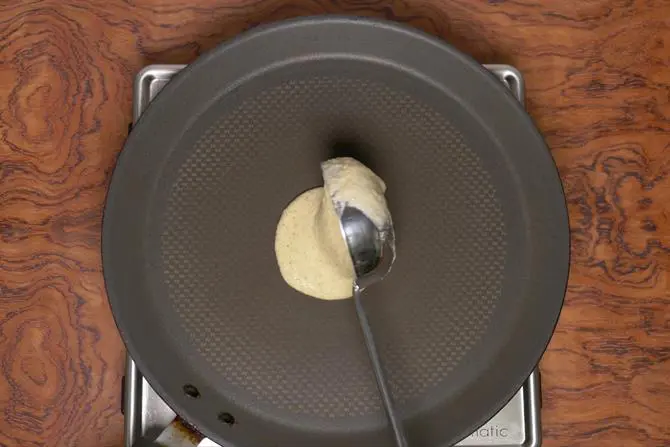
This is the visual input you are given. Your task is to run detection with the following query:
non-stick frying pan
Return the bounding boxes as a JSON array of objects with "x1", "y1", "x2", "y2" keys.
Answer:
[{"x1": 103, "y1": 16, "x2": 569, "y2": 447}]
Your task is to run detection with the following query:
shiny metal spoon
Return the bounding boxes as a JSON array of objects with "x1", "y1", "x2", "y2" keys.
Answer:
[{"x1": 335, "y1": 205, "x2": 408, "y2": 447}]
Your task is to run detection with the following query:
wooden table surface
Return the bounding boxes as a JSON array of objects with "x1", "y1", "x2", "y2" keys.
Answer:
[{"x1": 1, "y1": 1, "x2": 669, "y2": 446}]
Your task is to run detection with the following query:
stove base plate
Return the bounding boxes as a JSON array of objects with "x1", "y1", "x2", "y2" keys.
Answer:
[{"x1": 123, "y1": 63, "x2": 541, "y2": 447}]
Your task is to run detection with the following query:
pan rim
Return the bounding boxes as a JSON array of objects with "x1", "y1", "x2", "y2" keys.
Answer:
[{"x1": 103, "y1": 15, "x2": 569, "y2": 447}]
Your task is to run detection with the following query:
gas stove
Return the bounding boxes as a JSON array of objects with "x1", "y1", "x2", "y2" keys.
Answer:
[{"x1": 122, "y1": 64, "x2": 542, "y2": 447}]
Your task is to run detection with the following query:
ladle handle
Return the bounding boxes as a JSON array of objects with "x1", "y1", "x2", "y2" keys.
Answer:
[{"x1": 353, "y1": 285, "x2": 409, "y2": 447}]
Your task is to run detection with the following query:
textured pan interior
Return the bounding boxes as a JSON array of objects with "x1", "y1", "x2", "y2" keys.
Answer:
[
  {"x1": 103, "y1": 17, "x2": 569, "y2": 447},
  {"x1": 163, "y1": 73, "x2": 507, "y2": 418}
]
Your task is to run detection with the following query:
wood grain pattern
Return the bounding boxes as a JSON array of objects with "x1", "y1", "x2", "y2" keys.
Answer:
[{"x1": 1, "y1": 0, "x2": 669, "y2": 446}]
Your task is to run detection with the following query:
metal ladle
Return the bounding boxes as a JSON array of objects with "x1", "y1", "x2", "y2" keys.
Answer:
[{"x1": 335, "y1": 205, "x2": 408, "y2": 447}]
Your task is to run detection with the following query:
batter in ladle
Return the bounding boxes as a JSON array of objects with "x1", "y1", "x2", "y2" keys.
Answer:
[{"x1": 274, "y1": 157, "x2": 390, "y2": 300}]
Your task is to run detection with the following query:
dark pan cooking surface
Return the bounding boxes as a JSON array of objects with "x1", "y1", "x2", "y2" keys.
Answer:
[{"x1": 103, "y1": 17, "x2": 569, "y2": 447}]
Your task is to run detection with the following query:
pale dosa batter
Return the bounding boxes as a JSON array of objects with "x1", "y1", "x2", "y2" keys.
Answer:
[{"x1": 274, "y1": 157, "x2": 390, "y2": 300}]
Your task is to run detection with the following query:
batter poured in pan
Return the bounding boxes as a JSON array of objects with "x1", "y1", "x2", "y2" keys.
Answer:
[{"x1": 274, "y1": 157, "x2": 390, "y2": 300}]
